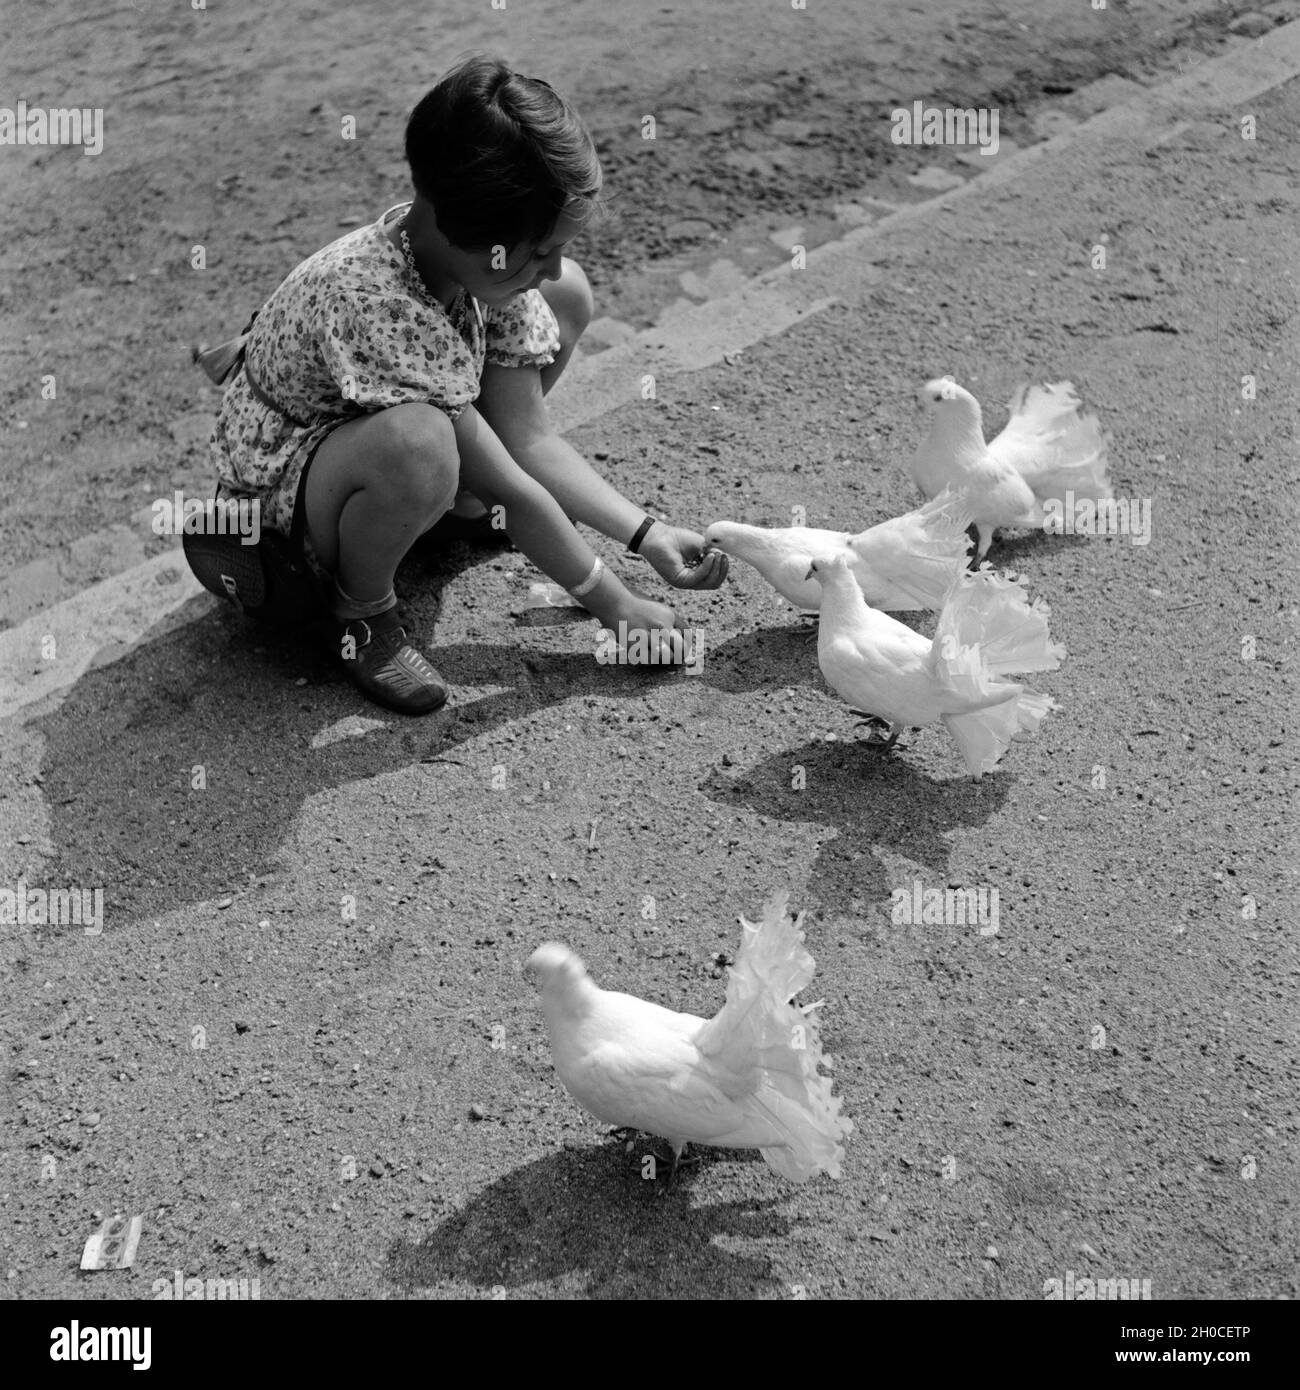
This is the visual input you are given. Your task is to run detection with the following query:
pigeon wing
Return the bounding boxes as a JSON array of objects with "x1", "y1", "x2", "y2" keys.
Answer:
[
  {"x1": 819, "y1": 615, "x2": 932, "y2": 724},
  {"x1": 849, "y1": 492, "x2": 972, "y2": 610},
  {"x1": 549, "y1": 993, "x2": 743, "y2": 1139}
]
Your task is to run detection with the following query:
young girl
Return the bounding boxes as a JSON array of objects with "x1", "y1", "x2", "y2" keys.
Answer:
[{"x1": 206, "y1": 54, "x2": 727, "y2": 714}]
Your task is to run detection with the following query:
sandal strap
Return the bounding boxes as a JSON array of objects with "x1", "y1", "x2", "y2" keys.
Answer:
[{"x1": 338, "y1": 607, "x2": 404, "y2": 647}]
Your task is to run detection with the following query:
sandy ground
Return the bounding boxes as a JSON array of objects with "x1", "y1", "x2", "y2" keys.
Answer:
[{"x1": 1, "y1": 1, "x2": 1298, "y2": 1303}]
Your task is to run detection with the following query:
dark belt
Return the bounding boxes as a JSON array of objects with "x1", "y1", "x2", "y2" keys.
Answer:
[
  {"x1": 193, "y1": 311, "x2": 313, "y2": 429},
  {"x1": 241, "y1": 354, "x2": 313, "y2": 429}
]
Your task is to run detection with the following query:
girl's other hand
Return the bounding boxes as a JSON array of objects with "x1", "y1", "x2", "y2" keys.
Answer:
[
  {"x1": 601, "y1": 592, "x2": 686, "y2": 665},
  {"x1": 640, "y1": 524, "x2": 729, "y2": 590}
]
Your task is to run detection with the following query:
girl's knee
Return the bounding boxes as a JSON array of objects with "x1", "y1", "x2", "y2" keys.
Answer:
[
  {"x1": 542, "y1": 257, "x2": 594, "y2": 341},
  {"x1": 375, "y1": 401, "x2": 455, "y2": 460},
  {"x1": 372, "y1": 405, "x2": 459, "y2": 513}
]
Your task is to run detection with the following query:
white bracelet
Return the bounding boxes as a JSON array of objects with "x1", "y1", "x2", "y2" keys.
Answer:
[{"x1": 568, "y1": 556, "x2": 605, "y2": 598}]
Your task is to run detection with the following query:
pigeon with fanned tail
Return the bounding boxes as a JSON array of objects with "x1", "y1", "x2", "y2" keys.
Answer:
[
  {"x1": 703, "y1": 491, "x2": 972, "y2": 613},
  {"x1": 812, "y1": 554, "x2": 1065, "y2": 777},
  {"x1": 908, "y1": 377, "x2": 1112, "y2": 560},
  {"x1": 527, "y1": 891, "x2": 852, "y2": 1183}
]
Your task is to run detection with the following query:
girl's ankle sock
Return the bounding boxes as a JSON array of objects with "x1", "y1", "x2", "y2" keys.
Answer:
[{"x1": 331, "y1": 578, "x2": 397, "y2": 622}]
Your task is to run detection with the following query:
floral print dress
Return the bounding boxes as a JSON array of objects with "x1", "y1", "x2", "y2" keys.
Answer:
[{"x1": 208, "y1": 201, "x2": 560, "y2": 569}]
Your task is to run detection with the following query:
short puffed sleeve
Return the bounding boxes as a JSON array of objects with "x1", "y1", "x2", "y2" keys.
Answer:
[
  {"x1": 316, "y1": 288, "x2": 482, "y2": 419},
  {"x1": 483, "y1": 289, "x2": 561, "y2": 369}
]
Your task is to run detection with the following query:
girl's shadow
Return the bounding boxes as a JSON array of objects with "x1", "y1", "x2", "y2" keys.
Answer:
[{"x1": 28, "y1": 540, "x2": 673, "y2": 926}]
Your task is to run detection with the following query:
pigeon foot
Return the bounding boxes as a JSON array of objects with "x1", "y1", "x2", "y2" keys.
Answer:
[
  {"x1": 849, "y1": 712, "x2": 904, "y2": 751},
  {"x1": 608, "y1": 1125, "x2": 640, "y2": 1154},
  {"x1": 647, "y1": 1143, "x2": 700, "y2": 1190}
]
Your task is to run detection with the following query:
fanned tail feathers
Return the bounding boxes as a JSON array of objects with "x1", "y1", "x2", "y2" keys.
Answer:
[
  {"x1": 996, "y1": 381, "x2": 1113, "y2": 505},
  {"x1": 695, "y1": 890, "x2": 853, "y2": 1182},
  {"x1": 934, "y1": 567, "x2": 1066, "y2": 677},
  {"x1": 930, "y1": 568, "x2": 1064, "y2": 776},
  {"x1": 942, "y1": 687, "x2": 1058, "y2": 777}
]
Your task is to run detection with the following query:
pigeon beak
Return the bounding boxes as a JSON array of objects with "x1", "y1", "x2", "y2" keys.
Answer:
[{"x1": 804, "y1": 563, "x2": 817, "y2": 581}]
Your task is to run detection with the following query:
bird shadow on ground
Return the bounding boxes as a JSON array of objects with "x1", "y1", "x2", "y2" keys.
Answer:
[
  {"x1": 984, "y1": 528, "x2": 1089, "y2": 572},
  {"x1": 384, "y1": 1137, "x2": 793, "y2": 1298},
  {"x1": 26, "y1": 540, "x2": 681, "y2": 926},
  {"x1": 701, "y1": 734, "x2": 1012, "y2": 915},
  {"x1": 697, "y1": 623, "x2": 827, "y2": 693},
  {"x1": 695, "y1": 617, "x2": 931, "y2": 696}
]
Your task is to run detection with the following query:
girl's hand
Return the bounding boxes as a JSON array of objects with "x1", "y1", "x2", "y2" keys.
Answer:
[
  {"x1": 599, "y1": 592, "x2": 687, "y2": 665},
  {"x1": 639, "y1": 523, "x2": 729, "y2": 590},
  {"x1": 582, "y1": 570, "x2": 686, "y2": 664}
]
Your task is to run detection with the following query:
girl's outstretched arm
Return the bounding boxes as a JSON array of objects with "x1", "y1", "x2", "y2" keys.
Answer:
[
  {"x1": 452, "y1": 403, "x2": 686, "y2": 663},
  {"x1": 476, "y1": 362, "x2": 728, "y2": 590}
]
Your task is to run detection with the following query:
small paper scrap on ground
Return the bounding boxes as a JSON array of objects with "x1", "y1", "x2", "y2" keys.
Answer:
[
  {"x1": 527, "y1": 582, "x2": 582, "y2": 609},
  {"x1": 80, "y1": 1214, "x2": 143, "y2": 1270},
  {"x1": 517, "y1": 582, "x2": 590, "y2": 625}
]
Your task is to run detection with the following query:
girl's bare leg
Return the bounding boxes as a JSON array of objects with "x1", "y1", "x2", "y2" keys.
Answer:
[
  {"x1": 300, "y1": 402, "x2": 460, "y2": 714},
  {"x1": 304, "y1": 402, "x2": 459, "y2": 604}
]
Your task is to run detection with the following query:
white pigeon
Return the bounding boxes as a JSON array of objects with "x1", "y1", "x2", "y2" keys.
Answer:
[
  {"x1": 908, "y1": 376, "x2": 1112, "y2": 560},
  {"x1": 702, "y1": 492, "x2": 971, "y2": 614},
  {"x1": 527, "y1": 890, "x2": 852, "y2": 1183},
  {"x1": 812, "y1": 554, "x2": 1064, "y2": 777}
]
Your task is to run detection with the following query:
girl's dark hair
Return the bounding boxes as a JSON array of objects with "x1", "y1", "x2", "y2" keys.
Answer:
[{"x1": 405, "y1": 54, "x2": 603, "y2": 252}]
